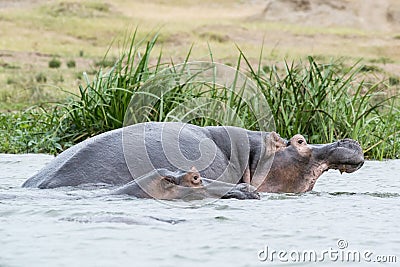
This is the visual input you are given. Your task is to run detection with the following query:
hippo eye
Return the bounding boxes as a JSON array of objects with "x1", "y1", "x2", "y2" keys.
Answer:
[{"x1": 192, "y1": 175, "x2": 201, "y2": 185}]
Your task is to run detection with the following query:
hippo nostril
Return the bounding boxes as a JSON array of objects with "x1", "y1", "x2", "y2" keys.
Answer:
[
  {"x1": 338, "y1": 139, "x2": 363, "y2": 154},
  {"x1": 340, "y1": 138, "x2": 361, "y2": 147}
]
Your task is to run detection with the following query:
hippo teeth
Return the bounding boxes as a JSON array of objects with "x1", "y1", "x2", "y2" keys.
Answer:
[{"x1": 338, "y1": 165, "x2": 347, "y2": 174}]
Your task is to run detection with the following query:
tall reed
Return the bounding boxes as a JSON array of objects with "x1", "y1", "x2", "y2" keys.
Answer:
[
  {"x1": 56, "y1": 31, "x2": 161, "y2": 144},
  {"x1": 243, "y1": 55, "x2": 399, "y2": 159},
  {"x1": 2, "y1": 33, "x2": 398, "y2": 159}
]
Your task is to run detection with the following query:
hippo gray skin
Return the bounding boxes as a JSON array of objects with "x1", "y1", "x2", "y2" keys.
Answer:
[
  {"x1": 22, "y1": 122, "x2": 364, "y2": 194},
  {"x1": 112, "y1": 167, "x2": 260, "y2": 200}
]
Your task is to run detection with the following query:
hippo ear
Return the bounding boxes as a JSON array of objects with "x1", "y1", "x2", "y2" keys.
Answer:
[
  {"x1": 266, "y1": 132, "x2": 287, "y2": 153},
  {"x1": 190, "y1": 166, "x2": 198, "y2": 172}
]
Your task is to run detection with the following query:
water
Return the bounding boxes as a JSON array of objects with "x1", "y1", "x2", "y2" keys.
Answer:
[{"x1": 0, "y1": 154, "x2": 399, "y2": 267}]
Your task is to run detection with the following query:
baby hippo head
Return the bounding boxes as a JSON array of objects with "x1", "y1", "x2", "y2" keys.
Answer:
[
  {"x1": 160, "y1": 166, "x2": 260, "y2": 200},
  {"x1": 112, "y1": 167, "x2": 204, "y2": 200},
  {"x1": 179, "y1": 166, "x2": 202, "y2": 187},
  {"x1": 120, "y1": 167, "x2": 259, "y2": 200},
  {"x1": 157, "y1": 166, "x2": 202, "y2": 190}
]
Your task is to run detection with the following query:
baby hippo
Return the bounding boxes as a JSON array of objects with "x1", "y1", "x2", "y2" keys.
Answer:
[{"x1": 112, "y1": 167, "x2": 259, "y2": 200}]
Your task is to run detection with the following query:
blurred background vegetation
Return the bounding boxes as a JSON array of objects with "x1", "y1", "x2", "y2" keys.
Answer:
[{"x1": 0, "y1": 0, "x2": 399, "y2": 159}]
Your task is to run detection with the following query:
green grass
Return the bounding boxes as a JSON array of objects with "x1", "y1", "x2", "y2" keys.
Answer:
[
  {"x1": 0, "y1": 107, "x2": 68, "y2": 154},
  {"x1": 1, "y1": 33, "x2": 399, "y2": 159},
  {"x1": 245, "y1": 55, "x2": 399, "y2": 159}
]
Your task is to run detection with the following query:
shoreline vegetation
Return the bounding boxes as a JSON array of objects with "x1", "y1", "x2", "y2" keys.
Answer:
[{"x1": 0, "y1": 33, "x2": 399, "y2": 159}]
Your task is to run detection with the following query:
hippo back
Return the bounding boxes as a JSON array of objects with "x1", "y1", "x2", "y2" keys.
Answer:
[
  {"x1": 22, "y1": 122, "x2": 264, "y2": 188},
  {"x1": 22, "y1": 128, "x2": 131, "y2": 188}
]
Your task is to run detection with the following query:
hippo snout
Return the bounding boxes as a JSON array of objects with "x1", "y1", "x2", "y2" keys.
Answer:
[
  {"x1": 328, "y1": 138, "x2": 364, "y2": 173},
  {"x1": 202, "y1": 179, "x2": 260, "y2": 200},
  {"x1": 221, "y1": 183, "x2": 260, "y2": 200}
]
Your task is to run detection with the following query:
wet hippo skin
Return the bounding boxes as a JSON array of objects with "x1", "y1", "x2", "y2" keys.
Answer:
[{"x1": 22, "y1": 122, "x2": 364, "y2": 193}]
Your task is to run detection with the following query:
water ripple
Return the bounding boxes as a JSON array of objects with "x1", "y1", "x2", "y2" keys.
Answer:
[{"x1": 1, "y1": 156, "x2": 399, "y2": 267}]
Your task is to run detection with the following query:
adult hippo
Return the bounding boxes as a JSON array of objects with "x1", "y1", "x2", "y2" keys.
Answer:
[
  {"x1": 112, "y1": 167, "x2": 259, "y2": 200},
  {"x1": 23, "y1": 122, "x2": 364, "y2": 193}
]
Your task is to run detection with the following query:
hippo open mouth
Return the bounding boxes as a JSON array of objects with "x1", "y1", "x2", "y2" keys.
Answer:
[
  {"x1": 257, "y1": 134, "x2": 365, "y2": 193},
  {"x1": 312, "y1": 138, "x2": 364, "y2": 174}
]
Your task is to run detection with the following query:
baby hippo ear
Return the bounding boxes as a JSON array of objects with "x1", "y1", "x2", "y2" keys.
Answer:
[
  {"x1": 161, "y1": 176, "x2": 178, "y2": 189},
  {"x1": 265, "y1": 132, "x2": 287, "y2": 154},
  {"x1": 190, "y1": 166, "x2": 198, "y2": 172}
]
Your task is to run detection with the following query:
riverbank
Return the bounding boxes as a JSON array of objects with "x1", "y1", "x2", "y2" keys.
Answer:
[{"x1": 1, "y1": 0, "x2": 400, "y2": 110}]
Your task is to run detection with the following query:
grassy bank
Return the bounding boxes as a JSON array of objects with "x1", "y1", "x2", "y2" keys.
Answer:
[{"x1": 0, "y1": 34, "x2": 398, "y2": 159}]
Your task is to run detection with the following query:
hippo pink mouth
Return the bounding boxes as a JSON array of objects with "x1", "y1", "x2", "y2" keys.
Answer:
[
  {"x1": 311, "y1": 139, "x2": 364, "y2": 190},
  {"x1": 301, "y1": 138, "x2": 364, "y2": 192},
  {"x1": 305, "y1": 160, "x2": 364, "y2": 192}
]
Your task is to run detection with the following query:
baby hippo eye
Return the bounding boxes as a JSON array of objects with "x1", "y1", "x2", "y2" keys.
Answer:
[
  {"x1": 298, "y1": 139, "x2": 304, "y2": 145},
  {"x1": 192, "y1": 175, "x2": 201, "y2": 185}
]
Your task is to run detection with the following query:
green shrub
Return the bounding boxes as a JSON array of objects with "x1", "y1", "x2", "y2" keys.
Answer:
[
  {"x1": 35, "y1": 73, "x2": 47, "y2": 83},
  {"x1": 389, "y1": 76, "x2": 399, "y2": 86},
  {"x1": 0, "y1": 107, "x2": 70, "y2": 154},
  {"x1": 49, "y1": 58, "x2": 61, "y2": 68},
  {"x1": 67, "y1": 60, "x2": 76, "y2": 68}
]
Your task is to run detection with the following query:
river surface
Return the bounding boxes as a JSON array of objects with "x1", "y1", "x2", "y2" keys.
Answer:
[{"x1": 0, "y1": 154, "x2": 399, "y2": 267}]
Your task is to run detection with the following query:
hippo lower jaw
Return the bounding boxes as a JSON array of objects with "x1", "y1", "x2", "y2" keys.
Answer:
[
  {"x1": 304, "y1": 162, "x2": 364, "y2": 193},
  {"x1": 329, "y1": 161, "x2": 364, "y2": 174}
]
